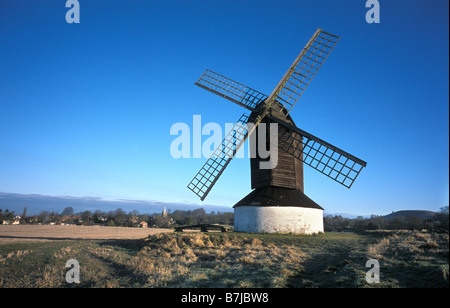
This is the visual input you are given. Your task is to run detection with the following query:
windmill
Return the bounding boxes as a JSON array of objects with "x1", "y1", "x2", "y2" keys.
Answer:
[{"x1": 187, "y1": 29, "x2": 367, "y2": 234}]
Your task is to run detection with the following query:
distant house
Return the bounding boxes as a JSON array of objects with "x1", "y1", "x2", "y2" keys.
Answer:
[
  {"x1": 26, "y1": 216, "x2": 39, "y2": 223},
  {"x1": 7, "y1": 215, "x2": 21, "y2": 225},
  {"x1": 139, "y1": 221, "x2": 148, "y2": 228},
  {"x1": 61, "y1": 215, "x2": 82, "y2": 225},
  {"x1": 97, "y1": 216, "x2": 107, "y2": 222}
]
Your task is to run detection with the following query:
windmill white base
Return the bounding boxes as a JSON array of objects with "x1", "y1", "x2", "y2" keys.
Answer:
[
  {"x1": 234, "y1": 206, "x2": 323, "y2": 234},
  {"x1": 233, "y1": 186, "x2": 324, "y2": 234}
]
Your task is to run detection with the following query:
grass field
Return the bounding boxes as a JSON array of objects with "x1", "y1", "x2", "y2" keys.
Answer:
[{"x1": 0, "y1": 225, "x2": 448, "y2": 288}]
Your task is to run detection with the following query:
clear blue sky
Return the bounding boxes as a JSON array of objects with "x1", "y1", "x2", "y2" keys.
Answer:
[{"x1": 0, "y1": 0, "x2": 448, "y2": 216}]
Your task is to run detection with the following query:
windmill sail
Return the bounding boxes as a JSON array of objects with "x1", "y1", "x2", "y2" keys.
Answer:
[
  {"x1": 188, "y1": 29, "x2": 366, "y2": 201},
  {"x1": 268, "y1": 115, "x2": 367, "y2": 188},
  {"x1": 264, "y1": 29, "x2": 340, "y2": 115},
  {"x1": 195, "y1": 70, "x2": 268, "y2": 111},
  {"x1": 187, "y1": 113, "x2": 250, "y2": 200}
]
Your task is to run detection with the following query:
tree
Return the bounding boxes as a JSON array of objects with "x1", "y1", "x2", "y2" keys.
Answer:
[
  {"x1": 38, "y1": 211, "x2": 50, "y2": 224},
  {"x1": 81, "y1": 211, "x2": 93, "y2": 225},
  {"x1": 113, "y1": 208, "x2": 127, "y2": 226},
  {"x1": 140, "y1": 214, "x2": 150, "y2": 223},
  {"x1": 436, "y1": 206, "x2": 449, "y2": 231},
  {"x1": 152, "y1": 215, "x2": 167, "y2": 228},
  {"x1": 50, "y1": 211, "x2": 62, "y2": 224},
  {"x1": 129, "y1": 210, "x2": 140, "y2": 217},
  {"x1": 61, "y1": 207, "x2": 74, "y2": 216},
  {"x1": 0, "y1": 209, "x2": 14, "y2": 223}
]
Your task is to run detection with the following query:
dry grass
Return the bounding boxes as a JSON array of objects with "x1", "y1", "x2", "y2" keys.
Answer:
[
  {"x1": 0, "y1": 232, "x2": 307, "y2": 288},
  {"x1": 366, "y1": 230, "x2": 449, "y2": 287},
  {"x1": 0, "y1": 249, "x2": 32, "y2": 263},
  {"x1": 367, "y1": 237, "x2": 390, "y2": 260},
  {"x1": 0, "y1": 230, "x2": 448, "y2": 288},
  {"x1": 136, "y1": 233, "x2": 307, "y2": 287}
]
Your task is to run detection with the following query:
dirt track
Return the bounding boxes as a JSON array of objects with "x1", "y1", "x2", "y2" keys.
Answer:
[{"x1": 0, "y1": 225, "x2": 172, "y2": 243}]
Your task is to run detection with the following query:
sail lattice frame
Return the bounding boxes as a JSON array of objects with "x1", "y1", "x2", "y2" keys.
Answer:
[{"x1": 187, "y1": 113, "x2": 250, "y2": 200}]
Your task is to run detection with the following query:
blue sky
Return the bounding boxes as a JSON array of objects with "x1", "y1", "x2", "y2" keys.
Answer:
[{"x1": 0, "y1": 0, "x2": 448, "y2": 216}]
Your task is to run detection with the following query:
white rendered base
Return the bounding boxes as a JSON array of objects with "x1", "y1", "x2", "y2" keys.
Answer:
[{"x1": 234, "y1": 206, "x2": 324, "y2": 234}]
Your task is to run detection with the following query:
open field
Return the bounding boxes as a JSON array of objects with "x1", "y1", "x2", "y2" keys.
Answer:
[
  {"x1": 0, "y1": 225, "x2": 171, "y2": 243},
  {"x1": 0, "y1": 226, "x2": 448, "y2": 288}
]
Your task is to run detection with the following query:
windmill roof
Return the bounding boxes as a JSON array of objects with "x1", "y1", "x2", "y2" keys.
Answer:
[{"x1": 233, "y1": 186, "x2": 323, "y2": 210}]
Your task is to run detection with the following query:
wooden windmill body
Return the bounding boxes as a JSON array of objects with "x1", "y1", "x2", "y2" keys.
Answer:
[
  {"x1": 187, "y1": 29, "x2": 367, "y2": 234},
  {"x1": 234, "y1": 103, "x2": 324, "y2": 234}
]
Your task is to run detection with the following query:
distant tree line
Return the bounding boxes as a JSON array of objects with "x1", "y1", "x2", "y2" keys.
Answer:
[
  {"x1": 3, "y1": 205, "x2": 448, "y2": 233},
  {"x1": 1, "y1": 206, "x2": 234, "y2": 228},
  {"x1": 170, "y1": 208, "x2": 233, "y2": 226},
  {"x1": 0, "y1": 209, "x2": 15, "y2": 223},
  {"x1": 149, "y1": 208, "x2": 233, "y2": 228},
  {"x1": 324, "y1": 206, "x2": 449, "y2": 232}
]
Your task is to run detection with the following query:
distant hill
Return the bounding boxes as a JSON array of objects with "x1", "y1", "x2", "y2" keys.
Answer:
[
  {"x1": 383, "y1": 210, "x2": 439, "y2": 220},
  {"x1": 0, "y1": 192, "x2": 233, "y2": 216}
]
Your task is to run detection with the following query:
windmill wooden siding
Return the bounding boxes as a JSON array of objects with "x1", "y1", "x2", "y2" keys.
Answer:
[{"x1": 250, "y1": 107, "x2": 304, "y2": 192}]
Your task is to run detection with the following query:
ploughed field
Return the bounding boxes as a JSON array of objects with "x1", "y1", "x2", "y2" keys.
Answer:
[
  {"x1": 0, "y1": 225, "x2": 170, "y2": 243},
  {"x1": 0, "y1": 225, "x2": 448, "y2": 288}
]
